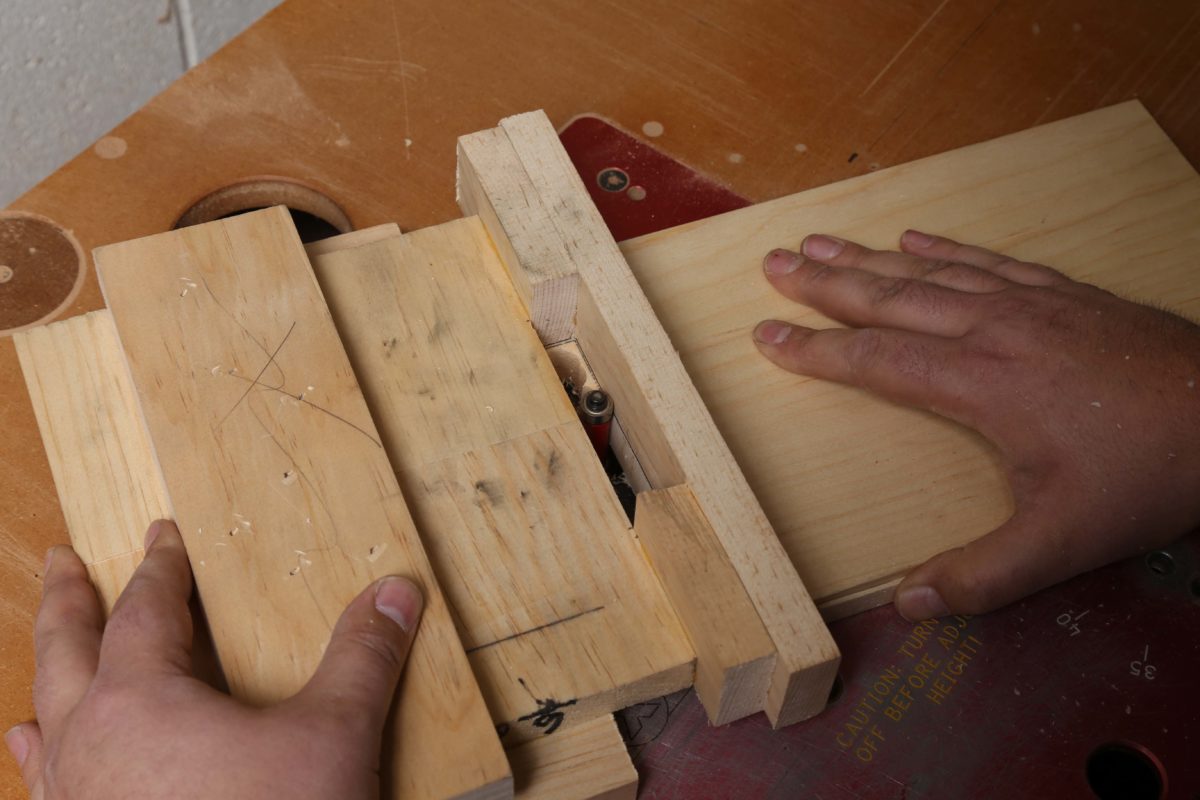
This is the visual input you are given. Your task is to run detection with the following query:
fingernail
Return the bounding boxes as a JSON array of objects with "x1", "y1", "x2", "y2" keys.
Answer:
[
  {"x1": 802, "y1": 234, "x2": 845, "y2": 261},
  {"x1": 144, "y1": 520, "x2": 164, "y2": 550},
  {"x1": 895, "y1": 586, "x2": 950, "y2": 621},
  {"x1": 754, "y1": 321, "x2": 793, "y2": 345},
  {"x1": 375, "y1": 577, "x2": 423, "y2": 633},
  {"x1": 4, "y1": 726, "x2": 28, "y2": 768},
  {"x1": 902, "y1": 229, "x2": 935, "y2": 248},
  {"x1": 44, "y1": 547, "x2": 55, "y2": 575},
  {"x1": 763, "y1": 249, "x2": 800, "y2": 276}
]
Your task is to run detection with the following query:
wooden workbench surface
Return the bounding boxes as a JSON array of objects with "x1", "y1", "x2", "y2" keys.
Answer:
[{"x1": 3, "y1": 1, "x2": 1199, "y2": 792}]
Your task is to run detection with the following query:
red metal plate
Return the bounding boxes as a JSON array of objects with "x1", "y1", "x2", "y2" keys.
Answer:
[{"x1": 559, "y1": 115, "x2": 750, "y2": 241}]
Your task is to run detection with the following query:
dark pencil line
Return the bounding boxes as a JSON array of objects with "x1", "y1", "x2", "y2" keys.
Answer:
[
  {"x1": 223, "y1": 371, "x2": 383, "y2": 449},
  {"x1": 219, "y1": 321, "x2": 296, "y2": 428},
  {"x1": 466, "y1": 606, "x2": 606, "y2": 654},
  {"x1": 199, "y1": 275, "x2": 286, "y2": 390}
]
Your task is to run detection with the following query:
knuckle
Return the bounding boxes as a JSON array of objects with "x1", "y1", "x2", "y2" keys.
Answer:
[
  {"x1": 800, "y1": 261, "x2": 837, "y2": 286},
  {"x1": 868, "y1": 277, "x2": 911, "y2": 308},
  {"x1": 339, "y1": 626, "x2": 404, "y2": 674},
  {"x1": 81, "y1": 682, "x2": 143, "y2": 728},
  {"x1": 986, "y1": 287, "x2": 1044, "y2": 322},
  {"x1": 106, "y1": 585, "x2": 190, "y2": 643},
  {"x1": 920, "y1": 258, "x2": 959, "y2": 277},
  {"x1": 846, "y1": 329, "x2": 887, "y2": 381},
  {"x1": 37, "y1": 581, "x2": 97, "y2": 633}
]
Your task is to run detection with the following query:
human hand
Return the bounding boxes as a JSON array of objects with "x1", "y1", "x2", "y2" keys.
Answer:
[
  {"x1": 753, "y1": 231, "x2": 1200, "y2": 621},
  {"x1": 4, "y1": 520, "x2": 423, "y2": 799}
]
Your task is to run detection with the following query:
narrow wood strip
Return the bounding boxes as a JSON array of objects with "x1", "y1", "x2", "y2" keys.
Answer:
[
  {"x1": 14, "y1": 310, "x2": 169, "y2": 613},
  {"x1": 458, "y1": 127, "x2": 579, "y2": 345},
  {"x1": 634, "y1": 485, "x2": 776, "y2": 725}
]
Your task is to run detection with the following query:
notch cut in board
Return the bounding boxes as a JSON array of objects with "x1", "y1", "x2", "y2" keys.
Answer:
[
  {"x1": 308, "y1": 216, "x2": 695, "y2": 741},
  {"x1": 633, "y1": 485, "x2": 775, "y2": 725},
  {"x1": 93, "y1": 207, "x2": 511, "y2": 800},
  {"x1": 458, "y1": 110, "x2": 840, "y2": 728},
  {"x1": 618, "y1": 100, "x2": 1200, "y2": 618}
]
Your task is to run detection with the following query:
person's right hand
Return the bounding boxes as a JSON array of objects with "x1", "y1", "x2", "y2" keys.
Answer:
[
  {"x1": 5, "y1": 519, "x2": 424, "y2": 800},
  {"x1": 753, "y1": 231, "x2": 1200, "y2": 621}
]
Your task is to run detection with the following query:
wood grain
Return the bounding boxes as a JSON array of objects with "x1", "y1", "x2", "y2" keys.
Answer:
[
  {"x1": 633, "y1": 485, "x2": 775, "y2": 725},
  {"x1": 14, "y1": 311, "x2": 168, "y2": 612},
  {"x1": 458, "y1": 111, "x2": 840, "y2": 727},
  {"x1": 310, "y1": 218, "x2": 694, "y2": 741},
  {"x1": 94, "y1": 207, "x2": 511, "y2": 800},
  {"x1": 508, "y1": 715, "x2": 636, "y2": 800},
  {"x1": 621, "y1": 100, "x2": 1200, "y2": 613}
]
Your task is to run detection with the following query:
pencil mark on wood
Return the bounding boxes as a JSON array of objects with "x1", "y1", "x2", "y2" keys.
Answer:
[
  {"x1": 224, "y1": 368, "x2": 383, "y2": 448},
  {"x1": 514, "y1": 677, "x2": 578, "y2": 735},
  {"x1": 202, "y1": 275, "x2": 381, "y2": 447},
  {"x1": 199, "y1": 276, "x2": 284, "y2": 382},
  {"x1": 248, "y1": 401, "x2": 344, "y2": 561},
  {"x1": 465, "y1": 606, "x2": 606, "y2": 654},
  {"x1": 219, "y1": 321, "x2": 296, "y2": 428}
]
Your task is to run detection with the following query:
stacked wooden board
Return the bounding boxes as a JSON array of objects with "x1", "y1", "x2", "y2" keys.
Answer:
[
  {"x1": 14, "y1": 112, "x2": 839, "y2": 796},
  {"x1": 15, "y1": 99, "x2": 1200, "y2": 797}
]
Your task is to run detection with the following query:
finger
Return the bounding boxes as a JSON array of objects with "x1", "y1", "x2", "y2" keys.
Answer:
[
  {"x1": 290, "y1": 577, "x2": 423, "y2": 741},
  {"x1": 763, "y1": 245, "x2": 983, "y2": 337},
  {"x1": 98, "y1": 520, "x2": 195, "y2": 679},
  {"x1": 753, "y1": 321, "x2": 974, "y2": 422},
  {"x1": 899, "y1": 229, "x2": 1068, "y2": 287},
  {"x1": 775, "y1": 235, "x2": 1013, "y2": 294},
  {"x1": 33, "y1": 546, "x2": 103, "y2": 740},
  {"x1": 5, "y1": 721, "x2": 43, "y2": 792},
  {"x1": 893, "y1": 493, "x2": 1084, "y2": 619}
]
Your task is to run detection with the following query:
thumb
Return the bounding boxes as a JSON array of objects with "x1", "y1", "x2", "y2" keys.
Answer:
[
  {"x1": 294, "y1": 577, "x2": 423, "y2": 736},
  {"x1": 5, "y1": 721, "x2": 44, "y2": 794},
  {"x1": 894, "y1": 502, "x2": 1075, "y2": 621}
]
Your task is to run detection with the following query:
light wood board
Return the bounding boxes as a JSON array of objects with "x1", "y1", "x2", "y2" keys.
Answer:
[
  {"x1": 633, "y1": 485, "x2": 775, "y2": 725},
  {"x1": 508, "y1": 715, "x2": 636, "y2": 800},
  {"x1": 93, "y1": 207, "x2": 511, "y2": 800},
  {"x1": 458, "y1": 111, "x2": 840, "y2": 727},
  {"x1": 14, "y1": 311, "x2": 169, "y2": 612},
  {"x1": 620, "y1": 100, "x2": 1200, "y2": 613},
  {"x1": 310, "y1": 218, "x2": 694, "y2": 741}
]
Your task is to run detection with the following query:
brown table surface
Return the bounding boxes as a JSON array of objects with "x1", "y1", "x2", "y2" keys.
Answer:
[{"x1": 3, "y1": 0, "x2": 1199, "y2": 794}]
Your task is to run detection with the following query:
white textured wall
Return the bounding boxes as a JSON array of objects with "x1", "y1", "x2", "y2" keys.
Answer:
[{"x1": 0, "y1": 0, "x2": 283, "y2": 207}]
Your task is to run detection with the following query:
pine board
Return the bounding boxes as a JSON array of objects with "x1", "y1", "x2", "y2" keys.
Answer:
[
  {"x1": 310, "y1": 218, "x2": 694, "y2": 740},
  {"x1": 619, "y1": 100, "x2": 1200, "y2": 611}
]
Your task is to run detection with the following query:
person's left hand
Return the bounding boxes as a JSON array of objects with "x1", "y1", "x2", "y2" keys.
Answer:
[
  {"x1": 4, "y1": 519, "x2": 423, "y2": 800},
  {"x1": 752, "y1": 231, "x2": 1200, "y2": 620}
]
